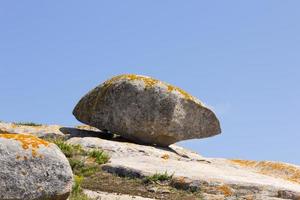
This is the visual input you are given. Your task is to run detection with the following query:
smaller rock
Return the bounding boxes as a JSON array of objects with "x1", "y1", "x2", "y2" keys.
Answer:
[
  {"x1": 147, "y1": 187, "x2": 158, "y2": 193},
  {"x1": 147, "y1": 187, "x2": 171, "y2": 194},
  {"x1": 0, "y1": 133, "x2": 73, "y2": 200},
  {"x1": 278, "y1": 190, "x2": 300, "y2": 200},
  {"x1": 83, "y1": 189, "x2": 155, "y2": 200},
  {"x1": 0, "y1": 122, "x2": 65, "y2": 139}
]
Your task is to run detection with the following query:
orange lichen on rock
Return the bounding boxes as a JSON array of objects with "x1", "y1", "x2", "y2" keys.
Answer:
[
  {"x1": 107, "y1": 74, "x2": 159, "y2": 89},
  {"x1": 245, "y1": 195, "x2": 254, "y2": 200},
  {"x1": 231, "y1": 159, "x2": 300, "y2": 184},
  {"x1": 161, "y1": 153, "x2": 170, "y2": 160},
  {"x1": 102, "y1": 74, "x2": 201, "y2": 104},
  {"x1": 0, "y1": 133, "x2": 49, "y2": 158},
  {"x1": 218, "y1": 184, "x2": 233, "y2": 197},
  {"x1": 230, "y1": 159, "x2": 257, "y2": 167},
  {"x1": 175, "y1": 176, "x2": 187, "y2": 184}
]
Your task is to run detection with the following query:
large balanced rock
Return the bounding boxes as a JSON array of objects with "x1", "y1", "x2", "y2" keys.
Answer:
[
  {"x1": 0, "y1": 133, "x2": 73, "y2": 200},
  {"x1": 73, "y1": 74, "x2": 221, "y2": 146}
]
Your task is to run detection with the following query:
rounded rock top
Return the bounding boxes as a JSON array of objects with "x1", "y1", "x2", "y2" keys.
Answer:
[
  {"x1": 73, "y1": 74, "x2": 221, "y2": 146},
  {"x1": 0, "y1": 133, "x2": 73, "y2": 200}
]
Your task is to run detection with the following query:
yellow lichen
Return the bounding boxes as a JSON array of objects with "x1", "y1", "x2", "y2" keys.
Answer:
[
  {"x1": 161, "y1": 153, "x2": 170, "y2": 160},
  {"x1": 231, "y1": 159, "x2": 300, "y2": 184},
  {"x1": 245, "y1": 195, "x2": 254, "y2": 200},
  {"x1": 167, "y1": 84, "x2": 196, "y2": 102},
  {"x1": 0, "y1": 133, "x2": 49, "y2": 158},
  {"x1": 101, "y1": 74, "x2": 201, "y2": 104},
  {"x1": 176, "y1": 176, "x2": 187, "y2": 184},
  {"x1": 218, "y1": 184, "x2": 233, "y2": 197},
  {"x1": 230, "y1": 159, "x2": 257, "y2": 167}
]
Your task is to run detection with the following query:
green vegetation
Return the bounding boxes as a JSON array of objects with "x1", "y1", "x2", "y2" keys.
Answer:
[
  {"x1": 69, "y1": 158, "x2": 85, "y2": 170},
  {"x1": 72, "y1": 175, "x2": 84, "y2": 194},
  {"x1": 46, "y1": 138, "x2": 109, "y2": 177},
  {"x1": 44, "y1": 138, "x2": 110, "y2": 199},
  {"x1": 44, "y1": 138, "x2": 202, "y2": 199},
  {"x1": 68, "y1": 158, "x2": 98, "y2": 176},
  {"x1": 52, "y1": 139, "x2": 85, "y2": 157},
  {"x1": 88, "y1": 149, "x2": 110, "y2": 165},
  {"x1": 13, "y1": 122, "x2": 42, "y2": 126},
  {"x1": 74, "y1": 165, "x2": 99, "y2": 177},
  {"x1": 82, "y1": 170, "x2": 203, "y2": 200},
  {"x1": 144, "y1": 171, "x2": 174, "y2": 183},
  {"x1": 69, "y1": 175, "x2": 90, "y2": 200}
]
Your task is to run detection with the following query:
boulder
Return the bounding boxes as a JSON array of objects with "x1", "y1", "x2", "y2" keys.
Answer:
[
  {"x1": 73, "y1": 74, "x2": 221, "y2": 146},
  {"x1": 0, "y1": 122, "x2": 66, "y2": 139},
  {"x1": 0, "y1": 133, "x2": 73, "y2": 200}
]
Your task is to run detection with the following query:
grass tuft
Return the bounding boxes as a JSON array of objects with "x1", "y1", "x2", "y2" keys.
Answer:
[
  {"x1": 72, "y1": 175, "x2": 84, "y2": 194},
  {"x1": 88, "y1": 149, "x2": 110, "y2": 165},
  {"x1": 51, "y1": 139, "x2": 85, "y2": 158},
  {"x1": 144, "y1": 171, "x2": 174, "y2": 183},
  {"x1": 44, "y1": 138, "x2": 110, "y2": 199},
  {"x1": 13, "y1": 122, "x2": 42, "y2": 126},
  {"x1": 69, "y1": 175, "x2": 90, "y2": 200},
  {"x1": 76, "y1": 165, "x2": 99, "y2": 177},
  {"x1": 46, "y1": 138, "x2": 109, "y2": 177}
]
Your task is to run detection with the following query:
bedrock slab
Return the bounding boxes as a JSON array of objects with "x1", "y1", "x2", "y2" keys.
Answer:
[{"x1": 67, "y1": 136, "x2": 300, "y2": 200}]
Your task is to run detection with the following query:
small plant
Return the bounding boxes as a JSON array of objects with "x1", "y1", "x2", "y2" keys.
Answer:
[
  {"x1": 72, "y1": 175, "x2": 84, "y2": 194},
  {"x1": 144, "y1": 171, "x2": 174, "y2": 183},
  {"x1": 69, "y1": 175, "x2": 90, "y2": 200},
  {"x1": 47, "y1": 139, "x2": 107, "y2": 177},
  {"x1": 14, "y1": 122, "x2": 42, "y2": 126},
  {"x1": 68, "y1": 158, "x2": 85, "y2": 170},
  {"x1": 52, "y1": 139, "x2": 85, "y2": 158},
  {"x1": 88, "y1": 149, "x2": 110, "y2": 165},
  {"x1": 68, "y1": 158, "x2": 100, "y2": 177},
  {"x1": 73, "y1": 165, "x2": 100, "y2": 177}
]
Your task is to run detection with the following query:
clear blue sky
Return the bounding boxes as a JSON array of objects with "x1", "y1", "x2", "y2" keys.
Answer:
[{"x1": 1, "y1": 1, "x2": 299, "y2": 165}]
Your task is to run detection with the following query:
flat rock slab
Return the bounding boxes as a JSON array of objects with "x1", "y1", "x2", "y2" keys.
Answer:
[
  {"x1": 67, "y1": 136, "x2": 300, "y2": 200},
  {"x1": 2, "y1": 122, "x2": 300, "y2": 199},
  {"x1": 0, "y1": 122, "x2": 100, "y2": 139},
  {"x1": 83, "y1": 190, "x2": 155, "y2": 200},
  {"x1": 73, "y1": 74, "x2": 221, "y2": 146},
  {"x1": 0, "y1": 122, "x2": 65, "y2": 139}
]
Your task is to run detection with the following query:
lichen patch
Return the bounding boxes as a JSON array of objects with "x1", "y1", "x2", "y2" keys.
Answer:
[
  {"x1": 101, "y1": 74, "x2": 202, "y2": 105},
  {"x1": 218, "y1": 184, "x2": 233, "y2": 197},
  {"x1": 161, "y1": 154, "x2": 170, "y2": 160},
  {"x1": 231, "y1": 159, "x2": 300, "y2": 184},
  {"x1": 0, "y1": 133, "x2": 49, "y2": 158}
]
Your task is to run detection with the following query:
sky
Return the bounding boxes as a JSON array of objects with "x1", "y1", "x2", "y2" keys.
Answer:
[{"x1": 0, "y1": 1, "x2": 299, "y2": 165}]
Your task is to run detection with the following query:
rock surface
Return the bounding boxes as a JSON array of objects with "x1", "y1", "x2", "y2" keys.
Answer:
[
  {"x1": 0, "y1": 122, "x2": 66, "y2": 139},
  {"x1": 0, "y1": 133, "x2": 73, "y2": 200},
  {"x1": 73, "y1": 74, "x2": 221, "y2": 146},
  {"x1": 0, "y1": 121, "x2": 99, "y2": 139},
  {"x1": 83, "y1": 189, "x2": 155, "y2": 200},
  {"x1": 67, "y1": 136, "x2": 300, "y2": 200},
  {"x1": 2, "y1": 122, "x2": 300, "y2": 200}
]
